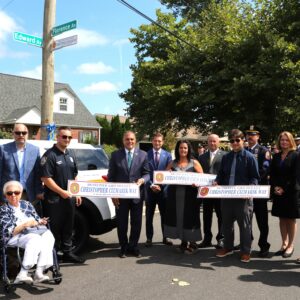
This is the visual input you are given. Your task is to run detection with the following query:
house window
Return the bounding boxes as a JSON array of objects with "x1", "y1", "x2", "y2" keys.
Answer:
[{"x1": 59, "y1": 98, "x2": 68, "y2": 111}]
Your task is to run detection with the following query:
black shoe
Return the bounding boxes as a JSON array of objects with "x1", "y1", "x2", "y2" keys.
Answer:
[
  {"x1": 258, "y1": 244, "x2": 270, "y2": 258},
  {"x1": 133, "y1": 249, "x2": 142, "y2": 258},
  {"x1": 119, "y1": 249, "x2": 127, "y2": 258},
  {"x1": 62, "y1": 252, "x2": 85, "y2": 263},
  {"x1": 282, "y1": 248, "x2": 294, "y2": 258},
  {"x1": 163, "y1": 238, "x2": 173, "y2": 246},
  {"x1": 274, "y1": 249, "x2": 286, "y2": 256},
  {"x1": 145, "y1": 240, "x2": 152, "y2": 248},
  {"x1": 198, "y1": 240, "x2": 212, "y2": 248},
  {"x1": 233, "y1": 244, "x2": 240, "y2": 251},
  {"x1": 215, "y1": 240, "x2": 224, "y2": 249}
]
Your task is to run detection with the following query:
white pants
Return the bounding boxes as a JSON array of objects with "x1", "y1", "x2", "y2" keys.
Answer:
[{"x1": 7, "y1": 230, "x2": 55, "y2": 269}]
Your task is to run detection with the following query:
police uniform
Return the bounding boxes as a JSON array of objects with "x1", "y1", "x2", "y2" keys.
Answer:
[
  {"x1": 246, "y1": 129, "x2": 271, "y2": 255},
  {"x1": 40, "y1": 145, "x2": 78, "y2": 254}
]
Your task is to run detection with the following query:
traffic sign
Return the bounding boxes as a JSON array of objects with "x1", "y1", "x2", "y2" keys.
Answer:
[
  {"x1": 52, "y1": 20, "x2": 77, "y2": 37},
  {"x1": 53, "y1": 35, "x2": 78, "y2": 51},
  {"x1": 13, "y1": 32, "x2": 43, "y2": 47}
]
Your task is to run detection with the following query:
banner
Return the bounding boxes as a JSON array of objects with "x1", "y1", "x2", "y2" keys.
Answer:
[
  {"x1": 197, "y1": 185, "x2": 270, "y2": 199},
  {"x1": 153, "y1": 171, "x2": 216, "y2": 186},
  {"x1": 68, "y1": 181, "x2": 140, "y2": 198},
  {"x1": 76, "y1": 169, "x2": 108, "y2": 182}
]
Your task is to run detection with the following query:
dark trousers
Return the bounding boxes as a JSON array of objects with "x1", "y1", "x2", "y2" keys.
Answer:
[
  {"x1": 253, "y1": 199, "x2": 269, "y2": 249},
  {"x1": 221, "y1": 198, "x2": 253, "y2": 254},
  {"x1": 146, "y1": 191, "x2": 166, "y2": 240},
  {"x1": 202, "y1": 198, "x2": 223, "y2": 242},
  {"x1": 43, "y1": 197, "x2": 75, "y2": 253},
  {"x1": 116, "y1": 198, "x2": 143, "y2": 250}
]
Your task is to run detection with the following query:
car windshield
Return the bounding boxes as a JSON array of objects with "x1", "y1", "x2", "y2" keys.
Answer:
[{"x1": 73, "y1": 148, "x2": 109, "y2": 170}]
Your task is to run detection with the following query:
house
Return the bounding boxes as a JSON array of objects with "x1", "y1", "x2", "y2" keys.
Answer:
[{"x1": 0, "y1": 73, "x2": 100, "y2": 143}]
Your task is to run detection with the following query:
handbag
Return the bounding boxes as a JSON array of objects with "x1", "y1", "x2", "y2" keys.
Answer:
[{"x1": 23, "y1": 225, "x2": 48, "y2": 235}]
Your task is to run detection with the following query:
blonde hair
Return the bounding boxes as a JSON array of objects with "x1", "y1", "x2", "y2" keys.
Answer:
[{"x1": 276, "y1": 131, "x2": 296, "y2": 151}]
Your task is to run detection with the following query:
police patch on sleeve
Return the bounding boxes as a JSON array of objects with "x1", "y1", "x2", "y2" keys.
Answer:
[{"x1": 41, "y1": 156, "x2": 47, "y2": 166}]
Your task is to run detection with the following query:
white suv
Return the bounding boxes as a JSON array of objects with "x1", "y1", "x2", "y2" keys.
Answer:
[{"x1": 0, "y1": 139, "x2": 116, "y2": 253}]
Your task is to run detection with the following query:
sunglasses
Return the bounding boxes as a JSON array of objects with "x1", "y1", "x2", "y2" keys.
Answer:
[
  {"x1": 60, "y1": 135, "x2": 72, "y2": 140},
  {"x1": 230, "y1": 138, "x2": 242, "y2": 144},
  {"x1": 6, "y1": 191, "x2": 21, "y2": 196},
  {"x1": 14, "y1": 131, "x2": 28, "y2": 136}
]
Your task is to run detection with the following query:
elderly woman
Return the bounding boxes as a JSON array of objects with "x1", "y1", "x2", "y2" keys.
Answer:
[
  {"x1": 164, "y1": 140, "x2": 203, "y2": 254},
  {"x1": 0, "y1": 181, "x2": 55, "y2": 284},
  {"x1": 270, "y1": 131, "x2": 299, "y2": 258}
]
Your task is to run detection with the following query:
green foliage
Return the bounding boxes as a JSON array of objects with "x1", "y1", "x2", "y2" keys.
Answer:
[
  {"x1": 0, "y1": 129, "x2": 13, "y2": 139},
  {"x1": 121, "y1": 0, "x2": 300, "y2": 142},
  {"x1": 102, "y1": 144, "x2": 118, "y2": 158},
  {"x1": 96, "y1": 116, "x2": 111, "y2": 144}
]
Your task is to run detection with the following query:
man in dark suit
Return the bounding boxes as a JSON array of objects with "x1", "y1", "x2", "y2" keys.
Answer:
[
  {"x1": 108, "y1": 131, "x2": 150, "y2": 258},
  {"x1": 245, "y1": 126, "x2": 271, "y2": 257},
  {"x1": 145, "y1": 132, "x2": 172, "y2": 247},
  {"x1": 0, "y1": 123, "x2": 43, "y2": 204},
  {"x1": 295, "y1": 136, "x2": 300, "y2": 152},
  {"x1": 198, "y1": 134, "x2": 226, "y2": 249}
]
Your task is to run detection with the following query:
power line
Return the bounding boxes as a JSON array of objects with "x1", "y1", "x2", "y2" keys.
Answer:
[
  {"x1": 116, "y1": 0, "x2": 200, "y2": 52},
  {"x1": 0, "y1": 0, "x2": 16, "y2": 11}
]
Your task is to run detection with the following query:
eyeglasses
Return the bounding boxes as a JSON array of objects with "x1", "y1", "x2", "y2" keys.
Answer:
[
  {"x1": 6, "y1": 191, "x2": 21, "y2": 196},
  {"x1": 60, "y1": 135, "x2": 72, "y2": 140},
  {"x1": 230, "y1": 138, "x2": 242, "y2": 144},
  {"x1": 14, "y1": 131, "x2": 28, "y2": 136}
]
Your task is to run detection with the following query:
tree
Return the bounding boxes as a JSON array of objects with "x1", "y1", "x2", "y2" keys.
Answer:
[
  {"x1": 96, "y1": 116, "x2": 111, "y2": 145},
  {"x1": 120, "y1": 0, "x2": 300, "y2": 141},
  {"x1": 110, "y1": 115, "x2": 124, "y2": 148}
]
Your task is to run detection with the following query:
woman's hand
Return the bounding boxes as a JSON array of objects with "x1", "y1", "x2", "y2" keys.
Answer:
[
  {"x1": 274, "y1": 186, "x2": 284, "y2": 196},
  {"x1": 24, "y1": 219, "x2": 39, "y2": 228},
  {"x1": 38, "y1": 217, "x2": 49, "y2": 225}
]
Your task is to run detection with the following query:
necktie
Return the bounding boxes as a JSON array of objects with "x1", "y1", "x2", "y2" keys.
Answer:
[
  {"x1": 155, "y1": 151, "x2": 159, "y2": 167},
  {"x1": 210, "y1": 152, "x2": 215, "y2": 164},
  {"x1": 128, "y1": 151, "x2": 132, "y2": 168},
  {"x1": 229, "y1": 153, "x2": 237, "y2": 185}
]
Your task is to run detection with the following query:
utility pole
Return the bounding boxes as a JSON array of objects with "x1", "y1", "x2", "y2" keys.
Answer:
[{"x1": 40, "y1": 0, "x2": 56, "y2": 140}]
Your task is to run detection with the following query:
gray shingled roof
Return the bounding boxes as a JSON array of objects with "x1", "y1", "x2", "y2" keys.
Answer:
[{"x1": 0, "y1": 73, "x2": 99, "y2": 128}]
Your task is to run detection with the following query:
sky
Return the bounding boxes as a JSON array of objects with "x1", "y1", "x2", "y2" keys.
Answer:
[{"x1": 0, "y1": 0, "x2": 168, "y2": 116}]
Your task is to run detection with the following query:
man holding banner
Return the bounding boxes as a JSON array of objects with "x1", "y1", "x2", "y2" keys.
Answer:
[
  {"x1": 108, "y1": 131, "x2": 150, "y2": 258},
  {"x1": 215, "y1": 129, "x2": 260, "y2": 263}
]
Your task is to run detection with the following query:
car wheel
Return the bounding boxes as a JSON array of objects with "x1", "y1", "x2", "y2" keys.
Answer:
[{"x1": 72, "y1": 210, "x2": 89, "y2": 254}]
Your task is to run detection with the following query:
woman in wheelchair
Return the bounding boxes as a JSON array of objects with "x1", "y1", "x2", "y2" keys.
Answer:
[{"x1": 0, "y1": 180, "x2": 55, "y2": 284}]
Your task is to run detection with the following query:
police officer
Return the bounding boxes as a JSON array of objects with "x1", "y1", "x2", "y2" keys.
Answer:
[
  {"x1": 245, "y1": 126, "x2": 271, "y2": 257},
  {"x1": 40, "y1": 126, "x2": 84, "y2": 263}
]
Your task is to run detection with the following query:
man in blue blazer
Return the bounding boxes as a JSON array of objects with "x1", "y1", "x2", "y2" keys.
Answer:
[
  {"x1": 108, "y1": 131, "x2": 150, "y2": 258},
  {"x1": 0, "y1": 123, "x2": 43, "y2": 203},
  {"x1": 145, "y1": 132, "x2": 172, "y2": 247}
]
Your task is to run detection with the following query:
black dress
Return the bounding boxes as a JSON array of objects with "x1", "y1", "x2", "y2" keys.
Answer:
[{"x1": 270, "y1": 150, "x2": 300, "y2": 218}]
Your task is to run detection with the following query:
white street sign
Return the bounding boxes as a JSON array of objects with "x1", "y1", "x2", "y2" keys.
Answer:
[{"x1": 53, "y1": 35, "x2": 78, "y2": 51}]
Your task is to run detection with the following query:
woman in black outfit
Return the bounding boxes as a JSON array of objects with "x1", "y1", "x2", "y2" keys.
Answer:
[{"x1": 270, "y1": 131, "x2": 299, "y2": 258}]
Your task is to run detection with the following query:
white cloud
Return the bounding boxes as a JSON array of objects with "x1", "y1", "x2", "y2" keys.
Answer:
[
  {"x1": 113, "y1": 38, "x2": 130, "y2": 46},
  {"x1": 0, "y1": 11, "x2": 18, "y2": 42},
  {"x1": 56, "y1": 28, "x2": 108, "y2": 48},
  {"x1": 18, "y1": 65, "x2": 59, "y2": 80},
  {"x1": 80, "y1": 81, "x2": 117, "y2": 94},
  {"x1": 77, "y1": 61, "x2": 115, "y2": 74}
]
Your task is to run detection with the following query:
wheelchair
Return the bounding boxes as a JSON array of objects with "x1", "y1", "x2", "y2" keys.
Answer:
[{"x1": 1, "y1": 229, "x2": 62, "y2": 293}]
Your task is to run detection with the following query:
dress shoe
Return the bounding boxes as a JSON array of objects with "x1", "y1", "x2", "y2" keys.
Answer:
[
  {"x1": 198, "y1": 240, "x2": 212, "y2": 248},
  {"x1": 215, "y1": 240, "x2": 224, "y2": 249},
  {"x1": 119, "y1": 250, "x2": 127, "y2": 258},
  {"x1": 216, "y1": 248, "x2": 233, "y2": 257},
  {"x1": 145, "y1": 240, "x2": 152, "y2": 247},
  {"x1": 258, "y1": 244, "x2": 270, "y2": 258},
  {"x1": 14, "y1": 273, "x2": 33, "y2": 284},
  {"x1": 62, "y1": 252, "x2": 85, "y2": 263},
  {"x1": 282, "y1": 248, "x2": 294, "y2": 258},
  {"x1": 132, "y1": 249, "x2": 142, "y2": 258},
  {"x1": 162, "y1": 238, "x2": 173, "y2": 246},
  {"x1": 274, "y1": 249, "x2": 286, "y2": 256},
  {"x1": 233, "y1": 244, "x2": 240, "y2": 251}
]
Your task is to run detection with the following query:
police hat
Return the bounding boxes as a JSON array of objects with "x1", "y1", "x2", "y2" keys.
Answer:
[
  {"x1": 295, "y1": 135, "x2": 300, "y2": 141},
  {"x1": 245, "y1": 125, "x2": 260, "y2": 136}
]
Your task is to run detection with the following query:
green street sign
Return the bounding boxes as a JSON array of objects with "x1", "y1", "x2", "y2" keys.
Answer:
[
  {"x1": 52, "y1": 20, "x2": 77, "y2": 37},
  {"x1": 13, "y1": 32, "x2": 43, "y2": 47}
]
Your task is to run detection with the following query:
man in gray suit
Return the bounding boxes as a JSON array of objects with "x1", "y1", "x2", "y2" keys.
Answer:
[
  {"x1": 198, "y1": 134, "x2": 226, "y2": 248},
  {"x1": 0, "y1": 123, "x2": 43, "y2": 204},
  {"x1": 108, "y1": 131, "x2": 150, "y2": 258}
]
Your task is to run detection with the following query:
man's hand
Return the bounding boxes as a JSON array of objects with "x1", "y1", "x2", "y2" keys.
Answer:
[
  {"x1": 112, "y1": 198, "x2": 120, "y2": 208},
  {"x1": 36, "y1": 193, "x2": 44, "y2": 200},
  {"x1": 136, "y1": 178, "x2": 145, "y2": 186},
  {"x1": 60, "y1": 190, "x2": 72, "y2": 199},
  {"x1": 150, "y1": 184, "x2": 161, "y2": 193}
]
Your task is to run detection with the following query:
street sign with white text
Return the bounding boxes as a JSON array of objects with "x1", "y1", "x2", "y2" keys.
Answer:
[
  {"x1": 53, "y1": 35, "x2": 78, "y2": 51},
  {"x1": 13, "y1": 32, "x2": 43, "y2": 47},
  {"x1": 52, "y1": 20, "x2": 77, "y2": 37}
]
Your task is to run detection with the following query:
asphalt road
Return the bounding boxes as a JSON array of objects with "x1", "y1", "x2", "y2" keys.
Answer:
[{"x1": 1, "y1": 202, "x2": 300, "y2": 300}]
